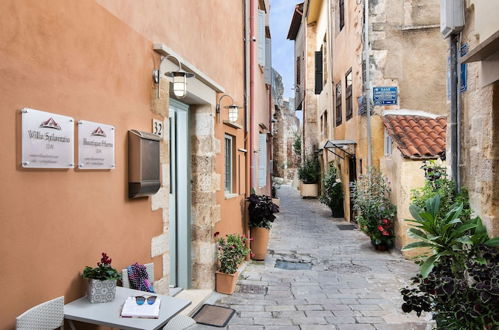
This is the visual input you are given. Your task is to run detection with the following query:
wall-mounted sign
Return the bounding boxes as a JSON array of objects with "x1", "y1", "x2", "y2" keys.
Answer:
[
  {"x1": 373, "y1": 87, "x2": 398, "y2": 105},
  {"x1": 78, "y1": 120, "x2": 115, "y2": 170},
  {"x1": 152, "y1": 119, "x2": 164, "y2": 137},
  {"x1": 21, "y1": 108, "x2": 74, "y2": 168}
]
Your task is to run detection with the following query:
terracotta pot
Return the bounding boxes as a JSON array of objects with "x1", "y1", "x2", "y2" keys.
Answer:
[
  {"x1": 250, "y1": 227, "x2": 270, "y2": 261},
  {"x1": 215, "y1": 271, "x2": 239, "y2": 294},
  {"x1": 272, "y1": 198, "x2": 280, "y2": 207},
  {"x1": 300, "y1": 183, "x2": 319, "y2": 197}
]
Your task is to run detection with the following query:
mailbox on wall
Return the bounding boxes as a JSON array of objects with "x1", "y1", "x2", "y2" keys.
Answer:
[{"x1": 128, "y1": 130, "x2": 161, "y2": 198}]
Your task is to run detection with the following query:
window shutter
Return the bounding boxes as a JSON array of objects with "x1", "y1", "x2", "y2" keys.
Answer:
[
  {"x1": 258, "y1": 134, "x2": 267, "y2": 188},
  {"x1": 265, "y1": 38, "x2": 272, "y2": 84},
  {"x1": 315, "y1": 51, "x2": 323, "y2": 94},
  {"x1": 258, "y1": 10, "x2": 265, "y2": 66}
]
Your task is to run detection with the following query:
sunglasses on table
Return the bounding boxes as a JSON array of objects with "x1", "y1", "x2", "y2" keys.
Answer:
[{"x1": 134, "y1": 295, "x2": 157, "y2": 305}]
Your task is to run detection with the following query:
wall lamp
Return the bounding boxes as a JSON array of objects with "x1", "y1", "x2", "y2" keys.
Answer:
[
  {"x1": 153, "y1": 55, "x2": 194, "y2": 99},
  {"x1": 216, "y1": 94, "x2": 241, "y2": 124}
]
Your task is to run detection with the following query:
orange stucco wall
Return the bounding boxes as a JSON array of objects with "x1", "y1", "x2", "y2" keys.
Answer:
[{"x1": 0, "y1": 0, "x2": 248, "y2": 328}]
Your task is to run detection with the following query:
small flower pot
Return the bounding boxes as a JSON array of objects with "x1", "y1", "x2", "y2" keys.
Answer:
[
  {"x1": 272, "y1": 198, "x2": 280, "y2": 207},
  {"x1": 215, "y1": 271, "x2": 239, "y2": 295},
  {"x1": 300, "y1": 183, "x2": 318, "y2": 198},
  {"x1": 86, "y1": 279, "x2": 117, "y2": 303},
  {"x1": 250, "y1": 227, "x2": 270, "y2": 261}
]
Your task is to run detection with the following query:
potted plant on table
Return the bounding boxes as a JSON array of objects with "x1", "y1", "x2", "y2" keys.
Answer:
[
  {"x1": 298, "y1": 156, "x2": 321, "y2": 198},
  {"x1": 320, "y1": 163, "x2": 344, "y2": 218},
  {"x1": 82, "y1": 252, "x2": 121, "y2": 303},
  {"x1": 247, "y1": 194, "x2": 279, "y2": 260},
  {"x1": 215, "y1": 233, "x2": 250, "y2": 294},
  {"x1": 352, "y1": 168, "x2": 396, "y2": 250}
]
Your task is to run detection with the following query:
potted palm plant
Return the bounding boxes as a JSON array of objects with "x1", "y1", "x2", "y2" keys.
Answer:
[
  {"x1": 82, "y1": 252, "x2": 121, "y2": 303},
  {"x1": 215, "y1": 233, "x2": 250, "y2": 294},
  {"x1": 298, "y1": 156, "x2": 320, "y2": 198},
  {"x1": 247, "y1": 194, "x2": 279, "y2": 260}
]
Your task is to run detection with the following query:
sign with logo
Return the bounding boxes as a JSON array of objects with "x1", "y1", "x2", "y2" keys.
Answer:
[
  {"x1": 373, "y1": 87, "x2": 398, "y2": 105},
  {"x1": 78, "y1": 120, "x2": 115, "y2": 170},
  {"x1": 21, "y1": 108, "x2": 74, "y2": 168}
]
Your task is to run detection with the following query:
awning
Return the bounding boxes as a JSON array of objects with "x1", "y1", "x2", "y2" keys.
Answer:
[{"x1": 323, "y1": 140, "x2": 356, "y2": 159}]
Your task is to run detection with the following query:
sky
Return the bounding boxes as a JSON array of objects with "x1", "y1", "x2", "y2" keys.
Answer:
[{"x1": 270, "y1": 0, "x2": 302, "y2": 100}]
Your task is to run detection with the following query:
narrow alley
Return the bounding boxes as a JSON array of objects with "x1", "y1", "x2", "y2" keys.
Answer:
[{"x1": 194, "y1": 186, "x2": 429, "y2": 330}]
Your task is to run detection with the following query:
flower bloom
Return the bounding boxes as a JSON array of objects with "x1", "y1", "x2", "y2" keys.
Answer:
[
  {"x1": 377, "y1": 225, "x2": 384, "y2": 232},
  {"x1": 382, "y1": 219, "x2": 390, "y2": 225}
]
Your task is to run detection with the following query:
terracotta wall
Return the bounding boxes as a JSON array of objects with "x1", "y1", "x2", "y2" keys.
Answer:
[
  {"x1": 0, "y1": 1, "x2": 162, "y2": 328},
  {"x1": 0, "y1": 0, "x2": 248, "y2": 328}
]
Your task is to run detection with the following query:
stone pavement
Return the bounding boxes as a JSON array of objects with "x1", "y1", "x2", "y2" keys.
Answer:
[{"x1": 190, "y1": 185, "x2": 430, "y2": 330}]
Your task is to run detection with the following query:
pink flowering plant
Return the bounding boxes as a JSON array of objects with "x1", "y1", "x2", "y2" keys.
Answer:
[
  {"x1": 215, "y1": 233, "x2": 251, "y2": 275},
  {"x1": 82, "y1": 252, "x2": 121, "y2": 281},
  {"x1": 353, "y1": 168, "x2": 396, "y2": 248}
]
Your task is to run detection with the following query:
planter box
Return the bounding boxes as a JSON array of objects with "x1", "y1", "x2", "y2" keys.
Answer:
[
  {"x1": 250, "y1": 227, "x2": 270, "y2": 261},
  {"x1": 215, "y1": 271, "x2": 239, "y2": 295},
  {"x1": 300, "y1": 183, "x2": 319, "y2": 198},
  {"x1": 87, "y1": 279, "x2": 117, "y2": 303}
]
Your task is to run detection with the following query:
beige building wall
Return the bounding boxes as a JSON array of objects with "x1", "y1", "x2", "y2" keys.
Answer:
[
  {"x1": 381, "y1": 148, "x2": 439, "y2": 257},
  {"x1": 458, "y1": 0, "x2": 499, "y2": 237}
]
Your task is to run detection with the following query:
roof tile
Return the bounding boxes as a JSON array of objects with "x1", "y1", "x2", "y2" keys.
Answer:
[{"x1": 383, "y1": 114, "x2": 447, "y2": 160}]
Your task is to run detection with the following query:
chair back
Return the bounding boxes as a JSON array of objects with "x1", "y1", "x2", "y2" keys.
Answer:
[
  {"x1": 16, "y1": 296, "x2": 64, "y2": 330},
  {"x1": 122, "y1": 263, "x2": 154, "y2": 289}
]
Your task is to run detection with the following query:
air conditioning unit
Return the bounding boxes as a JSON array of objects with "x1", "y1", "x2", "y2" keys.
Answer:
[{"x1": 440, "y1": 0, "x2": 465, "y2": 38}]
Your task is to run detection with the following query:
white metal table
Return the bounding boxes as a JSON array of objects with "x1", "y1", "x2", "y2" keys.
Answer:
[{"x1": 64, "y1": 287, "x2": 191, "y2": 330}]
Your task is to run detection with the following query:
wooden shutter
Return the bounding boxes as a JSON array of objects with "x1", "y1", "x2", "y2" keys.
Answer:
[
  {"x1": 258, "y1": 10, "x2": 265, "y2": 66},
  {"x1": 315, "y1": 51, "x2": 323, "y2": 94},
  {"x1": 265, "y1": 38, "x2": 272, "y2": 84},
  {"x1": 258, "y1": 134, "x2": 267, "y2": 188}
]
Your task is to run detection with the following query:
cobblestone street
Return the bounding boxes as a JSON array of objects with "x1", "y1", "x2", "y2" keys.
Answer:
[{"x1": 192, "y1": 185, "x2": 430, "y2": 330}]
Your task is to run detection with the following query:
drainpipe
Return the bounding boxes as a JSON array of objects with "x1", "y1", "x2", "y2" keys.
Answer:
[
  {"x1": 449, "y1": 34, "x2": 459, "y2": 188},
  {"x1": 250, "y1": 0, "x2": 255, "y2": 190},
  {"x1": 364, "y1": 0, "x2": 372, "y2": 169},
  {"x1": 244, "y1": 0, "x2": 250, "y2": 197}
]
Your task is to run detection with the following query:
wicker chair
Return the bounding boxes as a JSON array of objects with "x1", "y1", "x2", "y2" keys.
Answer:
[
  {"x1": 16, "y1": 296, "x2": 64, "y2": 330},
  {"x1": 122, "y1": 263, "x2": 154, "y2": 289}
]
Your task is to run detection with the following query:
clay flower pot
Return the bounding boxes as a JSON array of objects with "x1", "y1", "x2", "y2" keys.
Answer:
[
  {"x1": 250, "y1": 227, "x2": 270, "y2": 261},
  {"x1": 215, "y1": 271, "x2": 239, "y2": 295},
  {"x1": 300, "y1": 183, "x2": 319, "y2": 198}
]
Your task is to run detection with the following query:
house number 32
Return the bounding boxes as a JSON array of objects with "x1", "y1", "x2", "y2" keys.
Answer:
[{"x1": 152, "y1": 119, "x2": 163, "y2": 137}]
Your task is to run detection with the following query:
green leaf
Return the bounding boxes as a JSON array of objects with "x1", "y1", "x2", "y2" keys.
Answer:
[
  {"x1": 450, "y1": 222, "x2": 478, "y2": 239},
  {"x1": 425, "y1": 195, "x2": 440, "y2": 217},
  {"x1": 484, "y1": 237, "x2": 499, "y2": 247},
  {"x1": 420, "y1": 254, "x2": 438, "y2": 278},
  {"x1": 409, "y1": 205, "x2": 424, "y2": 222},
  {"x1": 455, "y1": 236, "x2": 472, "y2": 245},
  {"x1": 401, "y1": 241, "x2": 434, "y2": 251}
]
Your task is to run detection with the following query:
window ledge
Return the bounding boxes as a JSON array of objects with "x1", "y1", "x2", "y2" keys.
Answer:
[
  {"x1": 223, "y1": 120, "x2": 242, "y2": 129},
  {"x1": 224, "y1": 193, "x2": 239, "y2": 200}
]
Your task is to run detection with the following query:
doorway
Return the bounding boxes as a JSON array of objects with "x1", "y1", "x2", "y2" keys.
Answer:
[{"x1": 169, "y1": 99, "x2": 192, "y2": 290}]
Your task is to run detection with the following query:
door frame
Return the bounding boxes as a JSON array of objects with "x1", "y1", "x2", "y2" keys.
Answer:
[{"x1": 169, "y1": 98, "x2": 192, "y2": 289}]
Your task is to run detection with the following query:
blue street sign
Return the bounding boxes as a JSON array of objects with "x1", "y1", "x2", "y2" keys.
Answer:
[{"x1": 373, "y1": 87, "x2": 398, "y2": 105}]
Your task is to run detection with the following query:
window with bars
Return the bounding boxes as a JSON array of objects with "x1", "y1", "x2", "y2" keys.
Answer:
[
  {"x1": 345, "y1": 69, "x2": 353, "y2": 120},
  {"x1": 335, "y1": 82, "x2": 342, "y2": 126},
  {"x1": 225, "y1": 135, "x2": 234, "y2": 193}
]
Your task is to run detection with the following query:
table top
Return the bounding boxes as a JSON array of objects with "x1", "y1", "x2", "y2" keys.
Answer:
[{"x1": 64, "y1": 287, "x2": 191, "y2": 330}]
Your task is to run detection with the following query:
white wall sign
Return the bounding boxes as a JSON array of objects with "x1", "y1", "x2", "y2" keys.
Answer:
[
  {"x1": 78, "y1": 120, "x2": 115, "y2": 170},
  {"x1": 21, "y1": 108, "x2": 75, "y2": 169}
]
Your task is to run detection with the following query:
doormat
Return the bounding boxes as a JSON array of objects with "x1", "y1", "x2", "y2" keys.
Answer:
[
  {"x1": 192, "y1": 304, "x2": 235, "y2": 327},
  {"x1": 337, "y1": 224, "x2": 356, "y2": 230},
  {"x1": 275, "y1": 260, "x2": 313, "y2": 270}
]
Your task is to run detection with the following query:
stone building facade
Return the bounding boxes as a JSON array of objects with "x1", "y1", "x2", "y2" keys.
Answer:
[
  {"x1": 289, "y1": 0, "x2": 448, "y2": 228},
  {"x1": 455, "y1": 0, "x2": 499, "y2": 236}
]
